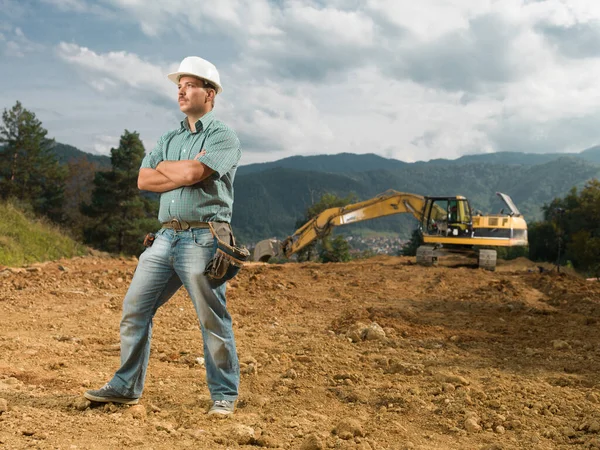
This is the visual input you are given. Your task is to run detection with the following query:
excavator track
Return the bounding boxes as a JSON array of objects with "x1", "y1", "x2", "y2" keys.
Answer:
[
  {"x1": 477, "y1": 249, "x2": 497, "y2": 271},
  {"x1": 416, "y1": 246, "x2": 438, "y2": 267},
  {"x1": 416, "y1": 246, "x2": 497, "y2": 271}
]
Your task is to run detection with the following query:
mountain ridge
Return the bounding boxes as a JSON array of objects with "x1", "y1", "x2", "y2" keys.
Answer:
[
  {"x1": 49, "y1": 142, "x2": 600, "y2": 244},
  {"x1": 52, "y1": 142, "x2": 600, "y2": 174},
  {"x1": 237, "y1": 145, "x2": 600, "y2": 174}
]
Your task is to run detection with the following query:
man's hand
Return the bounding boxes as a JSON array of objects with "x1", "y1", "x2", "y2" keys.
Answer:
[{"x1": 194, "y1": 149, "x2": 207, "y2": 160}]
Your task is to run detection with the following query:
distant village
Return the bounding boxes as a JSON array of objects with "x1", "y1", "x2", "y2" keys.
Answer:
[
  {"x1": 345, "y1": 234, "x2": 408, "y2": 256},
  {"x1": 247, "y1": 234, "x2": 410, "y2": 259}
]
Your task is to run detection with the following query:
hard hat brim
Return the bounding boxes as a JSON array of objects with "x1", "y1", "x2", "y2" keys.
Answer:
[{"x1": 167, "y1": 71, "x2": 223, "y2": 94}]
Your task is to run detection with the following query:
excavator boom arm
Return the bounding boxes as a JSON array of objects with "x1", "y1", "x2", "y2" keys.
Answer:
[{"x1": 281, "y1": 190, "x2": 426, "y2": 257}]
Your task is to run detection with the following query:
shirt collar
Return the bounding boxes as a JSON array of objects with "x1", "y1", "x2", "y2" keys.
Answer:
[{"x1": 179, "y1": 110, "x2": 215, "y2": 134}]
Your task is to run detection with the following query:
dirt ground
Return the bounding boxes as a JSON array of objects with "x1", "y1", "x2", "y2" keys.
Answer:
[{"x1": 1, "y1": 254, "x2": 600, "y2": 450}]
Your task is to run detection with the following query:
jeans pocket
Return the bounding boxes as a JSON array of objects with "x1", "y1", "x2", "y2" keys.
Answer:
[
  {"x1": 154, "y1": 228, "x2": 168, "y2": 240},
  {"x1": 192, "y1": 230, "x2": 214, "y2": 247}
]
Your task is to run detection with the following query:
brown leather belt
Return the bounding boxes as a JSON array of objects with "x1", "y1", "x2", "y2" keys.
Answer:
[{"x1": 162, "y1": 219, "x2": 209, "y2": 231}]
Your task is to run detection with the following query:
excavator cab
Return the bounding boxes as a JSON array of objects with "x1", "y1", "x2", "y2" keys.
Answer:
[{"x1": 422, "y1": 196, "x2": 473, "y2": 238}]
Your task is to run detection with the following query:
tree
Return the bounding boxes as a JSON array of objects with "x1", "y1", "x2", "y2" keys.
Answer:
[
  {"x1": 527, "y1": 221, "x2": 559, "y2": 263},
  {"x1": 319, "y1": 235, "x2": 351, "y2": 263},
  {"x1": 82, "y1": 130, "x2": 158, "y2": 254},
  {"x1": 400, "y1": 228, "x2": 423, "y2": 256},
  {"x1": 529, "y1": 179, "x2": 600, "y2": 275},
  {"x1": 561, "y1": 179, "x2": 600, "y2": 275},
  {"x1": 63, "y1": 158, "x2": 100, "y2": 239},
  {"x1": 294, "y1": 192, "x2": 357, "y2": 262},
  {"x1": 0, "y1": 101, "x2": 67, "y2": 221}
]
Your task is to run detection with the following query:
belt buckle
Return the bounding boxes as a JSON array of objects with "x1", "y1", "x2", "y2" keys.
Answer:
[{"x1": 170, "y1": 218, "x2": 189, "y2": 231}]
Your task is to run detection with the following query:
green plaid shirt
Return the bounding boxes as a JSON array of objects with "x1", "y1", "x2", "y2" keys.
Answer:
[{"x1": 140, "y1": 111, "x2": 241, "y2": 223}]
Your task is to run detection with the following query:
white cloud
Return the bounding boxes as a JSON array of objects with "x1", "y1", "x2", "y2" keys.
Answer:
[
  {"x1": 225, "y1": 80, "x2": 335, "y2": 157},
  {"x1": 5, "y1": 0, "x2": 600, "y2": 164},
  {"x1": 55, "y1": 43, "x2": 171, "y2": 102},
  {"x1": 366, "y1": 0, "x2": 493, "y2": 40},
  {"x1": 0, "y1": 26, "x2": 42, "y2": 57},
  {"x1": 525, "y1": 0, "x2": 600, "y2": 27},
  {"x1": 91, "y1": 134, "x2": 119, "y2": 155},
  {"x1": 287, "y1": 4, "x2": 375, "y2": 46},
  {"x1": 316, "y1": 68, "x2": 500, "y2": 161}
]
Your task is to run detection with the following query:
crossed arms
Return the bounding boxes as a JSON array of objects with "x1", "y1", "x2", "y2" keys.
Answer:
[{"x1": 137, "y1": 152, "x2": 215, "y2": 193}]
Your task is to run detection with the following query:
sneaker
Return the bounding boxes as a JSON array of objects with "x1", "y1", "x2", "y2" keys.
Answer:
[
  {"x1": 207, "y1": 400, "x2": 235, "y2": 416},
  {"x1": 83, "y1": 384, "x2": 139, "y2": 405}
]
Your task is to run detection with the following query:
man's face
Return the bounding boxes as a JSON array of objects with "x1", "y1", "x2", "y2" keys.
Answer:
[{"x1": 177, "y1": 75, "x2": 212, "y2": 116}]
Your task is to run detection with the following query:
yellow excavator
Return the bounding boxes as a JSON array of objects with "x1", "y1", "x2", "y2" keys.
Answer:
[{"x1": 252, "y1": 190, "x2": 528, "y2": 270}]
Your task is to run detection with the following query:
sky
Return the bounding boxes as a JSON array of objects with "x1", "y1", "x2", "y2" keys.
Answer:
[{"x1": 1, "y1": 0, "x2": 600, "y2": 166}]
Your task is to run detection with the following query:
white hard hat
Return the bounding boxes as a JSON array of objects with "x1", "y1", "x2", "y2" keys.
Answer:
[{"x1": 168, "y1": 56, "x2": 223, "y2": 94}]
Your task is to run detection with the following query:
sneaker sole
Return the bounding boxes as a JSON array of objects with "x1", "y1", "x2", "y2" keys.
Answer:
[
  {"x1": 83, "y1": 392, "x2": 139, "y2": 405},
  {"x1": 207, "y1": 410, "x2": 234, "y2": 416}
]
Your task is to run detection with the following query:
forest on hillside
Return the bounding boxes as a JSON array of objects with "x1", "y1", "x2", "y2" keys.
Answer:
[{"x1": 1, "y1": 101, "x2": 600, "y2": 276}]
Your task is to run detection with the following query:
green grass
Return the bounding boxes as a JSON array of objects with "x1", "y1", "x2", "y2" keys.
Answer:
[{"x1": 0, "y1": 201, "x2": 87, "y2": 267}]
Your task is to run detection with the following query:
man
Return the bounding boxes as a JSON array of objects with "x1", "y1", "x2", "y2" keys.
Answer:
[{"x1": 84, "y1": 56, "x2": 241, "y2": 416}]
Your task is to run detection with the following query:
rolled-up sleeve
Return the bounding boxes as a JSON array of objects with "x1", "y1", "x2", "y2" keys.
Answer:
[
  {"x1": 196, "y1": 128, "x2": 241, "y2": 178},
  {"x1": 140, "y1": 133, "x2": 170, "y2": 169}
]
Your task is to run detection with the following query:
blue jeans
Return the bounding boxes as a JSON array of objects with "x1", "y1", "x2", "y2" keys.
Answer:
[{"x1": 108, "y1": 227, "x2": 239, "y2": 401}]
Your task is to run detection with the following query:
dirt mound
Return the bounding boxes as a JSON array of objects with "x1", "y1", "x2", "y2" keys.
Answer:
[{"x1": 1, "y1": 255, "x2": 600, "y2": 449}]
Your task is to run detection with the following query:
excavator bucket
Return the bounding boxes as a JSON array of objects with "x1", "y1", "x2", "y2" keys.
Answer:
[{"x1": 253, "y1": 239, "x2": 282, "y2": 262}]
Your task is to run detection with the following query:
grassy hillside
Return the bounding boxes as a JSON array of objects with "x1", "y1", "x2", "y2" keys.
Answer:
[{"x1": 0, "y1": 202, "x2": 87, "y2": 267}]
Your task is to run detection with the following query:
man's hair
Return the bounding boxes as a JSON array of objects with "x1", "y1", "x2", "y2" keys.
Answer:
[
  {"x1": 201, "y1": 80, "x2": 216, "y2": 108},
  {"x1": 202, "y1": 80, "x2": 216, "y2": 91}
]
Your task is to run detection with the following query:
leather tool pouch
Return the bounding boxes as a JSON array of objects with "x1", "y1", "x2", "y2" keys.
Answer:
[
  {"x1": 143, "y1": 232, "x2": 155, "y2": 248},
  {"x1": 204, "y1": 222, "x2": 250, "y2": 282}
]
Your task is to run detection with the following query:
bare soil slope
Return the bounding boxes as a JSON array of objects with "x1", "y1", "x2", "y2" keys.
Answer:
[{"x1": 1, "y1": 255, "x2": 600, "y2": 450}]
